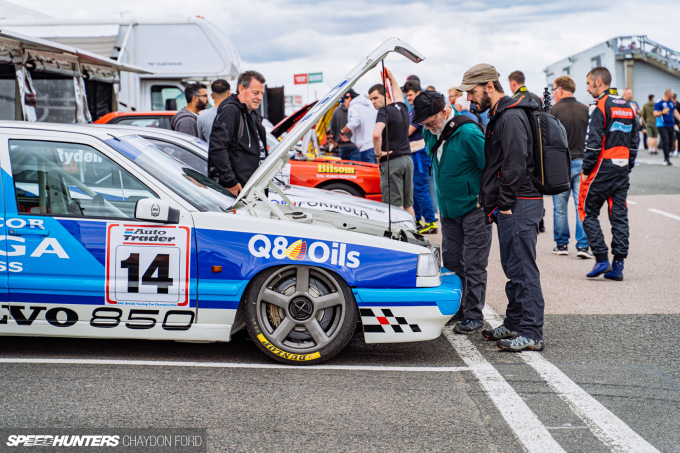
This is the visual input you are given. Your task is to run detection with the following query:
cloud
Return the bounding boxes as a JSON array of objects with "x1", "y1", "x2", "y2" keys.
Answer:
[{"x1": 8, "y1": 0, "x2": 680, "y2": 103}]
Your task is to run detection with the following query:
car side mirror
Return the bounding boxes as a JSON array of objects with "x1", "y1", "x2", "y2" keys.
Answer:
[
  {"x1": 134, "y1": 198, "x2": 180, "y2": 224},
  {"x1": 165, "y1": 99, "x2": 177, "y2": 111}
]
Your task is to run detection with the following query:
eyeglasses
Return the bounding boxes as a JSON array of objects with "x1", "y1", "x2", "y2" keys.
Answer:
[
  {"x1": 420, "y1": 119, "x2": 436, "y2": 128},
  {"x1": 196, "y1": 94, "x2": 208, "y2": 98},
  {"x1": 552, "y1": 86, "x2": 561, "y2": 92}
]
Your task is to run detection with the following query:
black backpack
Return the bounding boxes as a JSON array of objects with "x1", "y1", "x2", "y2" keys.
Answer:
[{"x1": 520, "y1": 107, "x2": 571, "y2": 195}]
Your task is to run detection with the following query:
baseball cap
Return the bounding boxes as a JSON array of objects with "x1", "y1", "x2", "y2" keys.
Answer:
[
  {"x1": 456, "y1": 63, "x2": 500, "y2": 92},
  {"x1": 344, "y1": 88, "x2": 358, "y2": 99},
  {"x1": 412, "y1": 91, "x2": 447, "y2": 124}
]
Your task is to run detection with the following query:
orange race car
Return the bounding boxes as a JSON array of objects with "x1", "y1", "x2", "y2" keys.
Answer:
[
  {"x1": 96, "y1": 107, "x2": 383, "y2": 200},
  {"x1": 94, "y1": 111, "x2": 176, "y2": 129}
]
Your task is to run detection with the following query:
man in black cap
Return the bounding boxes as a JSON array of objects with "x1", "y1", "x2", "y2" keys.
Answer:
[
  {"x1": 330, "y1": 89, "x2": 361, "y2": 161},
  {"x1": 413, "y1": 90, "x2": 491, "y2": 334},
  {"x1": 459, "y1": 63, "x2": 546, "y2": 352}
]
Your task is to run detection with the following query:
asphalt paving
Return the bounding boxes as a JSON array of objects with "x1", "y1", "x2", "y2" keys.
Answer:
[{"x1": 0, "y1": 157, "x2": 678, "y2": 452}]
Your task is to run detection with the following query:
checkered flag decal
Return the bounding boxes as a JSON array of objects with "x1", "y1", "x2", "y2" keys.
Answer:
[{"x1": 360, "y1": 308, "x2": 421, "y2": 333}]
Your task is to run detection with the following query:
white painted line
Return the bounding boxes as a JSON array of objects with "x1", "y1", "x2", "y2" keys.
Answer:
[
  {"x1": 0, "y1": 357, "x2": 469, "y2": 373},
  {"x1": 648, "y1": 208, "x2": 680, "y2": 221},
  {"x1": 627, "y1": 200, "x2": 637, "y2": 205},
  {"x1": 443, "y1": 327, "x2": 565, "y2": 452},
  {"x1": 482, "y1": 306, "x2": 660, "y2": 453},
  {"x1": 546, "y1": 426, "x2": 589, "y2": 430}
]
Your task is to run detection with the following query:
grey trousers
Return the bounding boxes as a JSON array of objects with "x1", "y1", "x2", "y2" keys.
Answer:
[{"x1": 441, "y1": 207, "x2": 492, "y2": 320}]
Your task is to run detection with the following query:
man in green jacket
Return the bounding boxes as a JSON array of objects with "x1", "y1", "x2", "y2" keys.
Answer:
[{"x1": 413, "y1": 91, "x2": 492, "y2": 334}]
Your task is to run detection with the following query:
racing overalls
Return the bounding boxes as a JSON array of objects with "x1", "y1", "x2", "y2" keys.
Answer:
[{"x1": 578, "y1": 88, "x2": 639, "y2": 262}]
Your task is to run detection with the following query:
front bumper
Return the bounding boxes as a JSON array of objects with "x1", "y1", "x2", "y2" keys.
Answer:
[{"x1": 353, "y1": 272, "x2": 462, "y2": 343}]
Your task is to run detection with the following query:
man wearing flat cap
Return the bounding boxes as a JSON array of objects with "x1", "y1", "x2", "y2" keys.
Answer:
[
  {"x1": 414, "y1": 90, "x2": 491, "y2": 335},
  {"x1": 459, "y1": 63, "x2": 546, "y2": 352}
]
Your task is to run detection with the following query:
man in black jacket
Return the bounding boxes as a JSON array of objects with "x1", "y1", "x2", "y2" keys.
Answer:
[
  {"x1": 578, "y1": 67, "x2": 639, "y2": 281},
  {"x1": 208, "y1": 70, "x2": 268, "y2": 195},
  {"x1": 509, "y1": 70, "x2": 545, "y2": 233},
  {"x1": 508, "y1": 71, "x2": 543, "y2": 108},
  {"x1": 458, "y1": 63, "x2": 546, "y2": 352}
]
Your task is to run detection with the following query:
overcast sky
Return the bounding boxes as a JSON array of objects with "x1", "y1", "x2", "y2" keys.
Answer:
[{"x1": 7, "y1": 0, "x2": 680, "y2": 103}]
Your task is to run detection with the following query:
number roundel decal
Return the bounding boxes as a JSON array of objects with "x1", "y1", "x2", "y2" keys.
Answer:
[{"x1": 105, "y1": 224, "x2": 191, "y2": 306}]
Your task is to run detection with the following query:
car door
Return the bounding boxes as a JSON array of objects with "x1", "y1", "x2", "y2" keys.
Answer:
[{"x1": 3, "y1": 134, "x2": 197, "y2": 338}]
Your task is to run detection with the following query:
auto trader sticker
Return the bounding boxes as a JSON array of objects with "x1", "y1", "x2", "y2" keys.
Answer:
[{"x1": 106, "y1": 224, "x2": 191, "y2": 306}]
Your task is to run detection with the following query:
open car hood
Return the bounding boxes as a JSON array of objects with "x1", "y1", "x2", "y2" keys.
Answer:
[
  {"x1": 271, "y1": 101, "x2": 317, "y2": 138},
  {"x1": 236, "y1": 38, "x2": 424, "y2": 204}
]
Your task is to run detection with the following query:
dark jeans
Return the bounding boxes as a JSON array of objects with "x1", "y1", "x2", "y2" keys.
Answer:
[
  {"x1": 497, "y1": 198, "x2": 545, "y2": 341},
  {"x1": 339, "y1": 145, "x2": 360, "y2": 162},
  {"x1": 441, "y1": 207, "x2": 492, "y2": 320},
  {"x1": 360, "y1": 148, "x2": 377, "y2": 164},
  {"x1": 552, "y1": 159, "x2": 587, "y2": 249},
  {"x1": 411, "y1": 150, "x2": 436, "y2": 223},
  {"x1": 428, "y1": 171, "x2": 438, "y2": 214},
  {"x1": 659, "y1": 126, "x2": 674, "y2": 162}
]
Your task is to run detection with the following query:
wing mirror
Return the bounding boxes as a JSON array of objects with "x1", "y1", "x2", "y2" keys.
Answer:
[{"x1": 134, "y1": 198, "x2": 180, "y2": 224}]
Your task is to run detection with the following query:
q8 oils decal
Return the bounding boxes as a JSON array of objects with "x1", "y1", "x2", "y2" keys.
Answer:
[{"x1": 248, "y1": 234, "x2": 360, "y2": 268}]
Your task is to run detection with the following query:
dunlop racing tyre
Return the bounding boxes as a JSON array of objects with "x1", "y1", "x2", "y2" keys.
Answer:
[{"x1": 245, "y1": 265, "x2": 357, "y2": 365}]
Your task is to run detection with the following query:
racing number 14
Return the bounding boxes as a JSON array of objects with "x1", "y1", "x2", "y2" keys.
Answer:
[
  {"x1": 120, "y1": 253, "x2": 173, "y2": 294},
  {"x1": 106, "y1": 224, "x2": 190, "y2": 305}
]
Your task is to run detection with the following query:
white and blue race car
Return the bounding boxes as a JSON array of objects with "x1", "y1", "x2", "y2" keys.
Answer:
[
  {"x1": 0, "y1": 38, "x2": 461, "y2": 364},
  {"x1": 95, "y1": 123, "x2": 418, "y2": 232}
]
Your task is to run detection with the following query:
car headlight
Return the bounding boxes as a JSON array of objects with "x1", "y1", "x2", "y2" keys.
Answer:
[{"x1": 417, "y1": 253, "x2": 440, "y2": 277}]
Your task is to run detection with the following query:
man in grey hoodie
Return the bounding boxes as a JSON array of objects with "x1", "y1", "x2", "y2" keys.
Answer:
[
  {"x1": 341, "y1": 90, "x2": 378, "y2": 163},
  {"x1": 171, "y1": 83, "x2": 208, "y2": 137}
]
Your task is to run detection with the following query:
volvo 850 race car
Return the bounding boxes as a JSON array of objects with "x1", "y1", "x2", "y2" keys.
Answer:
[
  {"x1": 0, "y1": 39, "x2": 461, "y2": 364},
  {"x1": 97, "y1": 125, "x2": 414, "y2": 230}
]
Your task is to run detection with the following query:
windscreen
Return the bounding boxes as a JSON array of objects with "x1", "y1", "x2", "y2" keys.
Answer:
[{"x1": 106, "y1": 135, "x2": 236, "y2": 212}]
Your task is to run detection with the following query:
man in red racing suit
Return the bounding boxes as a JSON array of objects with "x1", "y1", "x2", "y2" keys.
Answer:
[{"x1": 578, "y1": 67, "x2": 639, "y2": 281}]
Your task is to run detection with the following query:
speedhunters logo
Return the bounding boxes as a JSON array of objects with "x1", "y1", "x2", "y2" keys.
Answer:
[
  {"x1": 2, "y1": 429, "x2": 206, "y2": 450},
  {"x1": 248, "y1": 235, "x2": 360, "y2": 268}
]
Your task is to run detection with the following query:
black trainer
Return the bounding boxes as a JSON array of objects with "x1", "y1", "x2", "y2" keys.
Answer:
[
  {"x1": 576, "y1": 247, "x2": 594, "y2": 259},
  {"x1": 552, "y1": 245, "x2": 568, "y2": 255}
]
